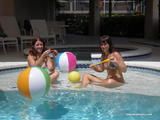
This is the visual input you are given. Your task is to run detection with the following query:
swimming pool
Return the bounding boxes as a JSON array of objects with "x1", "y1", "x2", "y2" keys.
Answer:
[
  {"x1": 0, "y1": 66, "x2": 160, "y2": 120},
  {"x1": 54, "y1": 46, "x2": 132, "y2": 60},
  {"x1": 0, "y1": 90, "x2": 159, "y2": 120},
  {"x1": 23, "y1": 44, "x2": 152, "y2": 61}
]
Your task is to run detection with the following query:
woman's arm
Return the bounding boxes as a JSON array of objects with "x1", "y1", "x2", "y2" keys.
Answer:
[
  {"x1": 90, "y1": 63, "x2": 104, "y2": 72},
  {"x1": 27, "y1": 50, "x2": 50, "y2": 67},
  {"x1": 112, "y1": 52, "x2": 127, "y2": 73},
  {"x1": 46, "y1": 49, "x2": 58, "y2": 72},
  {"x1": 27, "y1": 54, "x2": 45, "y2": 66},
  {"x1": 46, "y1": 57, "x2": 55, "y2": 73}
]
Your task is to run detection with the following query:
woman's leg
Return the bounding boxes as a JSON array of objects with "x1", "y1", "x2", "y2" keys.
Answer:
[
  {"x1": 92, "y1": 78, "x2": 124, "y2": 88},
  {"x1": 81, "y1": 73, "x2": 103, "y2": 87},
  {"x1": 50, "y1": 70, "x2": 59, "y2": 84},
  {"x1": 81, "y1": 73, "x2": 124, "y2": 88}
]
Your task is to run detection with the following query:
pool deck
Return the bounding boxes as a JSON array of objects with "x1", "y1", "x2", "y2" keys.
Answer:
[
  {"x1": 0, "y1": 35, "x2": 160, "y2": 96},
  {"x1": 0, "y1": 35, "x2": 160, "y2": 69}
]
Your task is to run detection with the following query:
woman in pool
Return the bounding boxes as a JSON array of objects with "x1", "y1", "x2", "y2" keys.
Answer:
[
  {"x1": 81, "y1": 35, "x2": 127, "y2": 88},
  {"x1": 27, "y1": 37, "x2": 59, "y2": 84}
]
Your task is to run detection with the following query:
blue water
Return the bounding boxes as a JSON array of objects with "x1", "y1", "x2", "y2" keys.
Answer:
[{"x1": 0, "y1": 90, "x2": 159, "y2": 120}]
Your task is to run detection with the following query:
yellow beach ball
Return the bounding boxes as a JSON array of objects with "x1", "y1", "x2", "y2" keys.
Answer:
[{"x1": 68, "y1": 71, "x2": 81, "y2": 83}]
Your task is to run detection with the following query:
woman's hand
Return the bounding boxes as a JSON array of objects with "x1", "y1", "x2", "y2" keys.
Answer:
[
  {"x1": 50, "y1": 49, "x2": 58, "y2": 56},
  {"x1": 42, "y1": 49, "x2": 52, "y2": 58},
  {"x1": 109, "y1": 61, "x2": 118, "y2": 70},
  {"x1": 89, "y1": 63, "x2": 104, "y2": 72},
  {"x1": 108, "y1": 57, "x2": 119, "y2": 70},
  {"x1": 110, "y1": 52, "x2": 127, "y2": 73},
  {"x1": 46, "y1": 49, "x2": 58, "y2": 58},
  {"x1": 89, "y1": 64, "x2": 95, "y2": 68}
]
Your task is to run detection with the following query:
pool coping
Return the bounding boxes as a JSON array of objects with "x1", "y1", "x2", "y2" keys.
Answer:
[
  {"x1": 24, "y1": 44, "x2": 152, "y2": 59},
  {"x1": 0, "y1": 61, "x2": 160, "y2": 71},
  {"x1": 91, "y1": 44, "x2": 152, "y2": 58}
]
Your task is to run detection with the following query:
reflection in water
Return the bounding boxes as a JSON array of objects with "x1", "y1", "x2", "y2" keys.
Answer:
[{"x1": 36, "y1": 101, "x2": 69, "y2": 119}]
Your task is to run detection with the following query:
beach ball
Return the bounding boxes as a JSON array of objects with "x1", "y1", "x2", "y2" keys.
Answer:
[
  {"x1": 68, "y1": 71, "x2": 81, "y2": 83},
  {"x1": 56, "y1": 52, "x2": 77, "y2": 72},
  {"x1": 17, "y1": 67, "x2": 50, "y2": 99}
]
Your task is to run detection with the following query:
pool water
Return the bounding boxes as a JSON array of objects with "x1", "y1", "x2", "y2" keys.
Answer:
[
  {"x1": 0, "y1": 90, "x2": 159, "y2": 120},
  {"x1": 0, "y1": 67, "x2": 160, "y2": 120},
  {"x1": 1, "y1": 67, "x2": 160, "y2": 96}
]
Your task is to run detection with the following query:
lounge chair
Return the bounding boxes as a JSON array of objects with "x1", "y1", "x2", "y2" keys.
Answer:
[
  {"x1": 47, "y1": 21, "x2": 66, "y2": 44},
  {"x1": 0, "y1": 38, "x2": 6, "y2": 53},
  {"x1": 0, "y1": 37, "x2": 19, "y2": 54},
  {"x1": 0, "y1": 16, "x2": 36, "y2": 52},
  {"x1": 30, "y1": 19, "x2": 56, "y2": 45}
]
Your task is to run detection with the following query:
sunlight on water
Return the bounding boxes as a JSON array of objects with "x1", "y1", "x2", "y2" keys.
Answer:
[{"x1": 0, "y1": 90, "x2": 159, "y2": 120}]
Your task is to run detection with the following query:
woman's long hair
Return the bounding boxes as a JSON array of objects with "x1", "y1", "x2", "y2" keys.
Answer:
[
  {"x1": 28, "y1": 38, "x2": 47, "y2": 57},
  {"x1": 99, "y1": 35, "x2": 114, "y2": 59}
]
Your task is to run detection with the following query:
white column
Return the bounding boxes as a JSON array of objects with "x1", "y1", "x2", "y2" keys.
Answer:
[
  {"x1": 103, "y1": 0, "x2": 105, "y2": 14},
  {"x1": 89, "y1": 0, "x2": 100, "y2": 35}
]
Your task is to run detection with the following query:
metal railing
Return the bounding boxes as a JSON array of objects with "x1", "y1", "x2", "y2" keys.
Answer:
[{"x1": 57, "y1": 0, "x2": 145, "y2": 15}]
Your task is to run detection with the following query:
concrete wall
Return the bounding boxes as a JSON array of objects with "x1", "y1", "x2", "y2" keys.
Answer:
[
  {"x1": 0, "y1": 0, "x2": 49, "y2": 25},
  {"x1": 0, "y1": 0, "x2": 15, "y2": 16},
  {"x1": 15, "y1": 0, "x2": 48, "y2": 21}
]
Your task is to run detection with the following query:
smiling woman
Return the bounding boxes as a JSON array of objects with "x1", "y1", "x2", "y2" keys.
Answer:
[
  {"x1": 27, "y1": 38, "x2": 59, "y2": 84},
  {"x1": 81, "y1": 35, "x2": 127, "y2": 88}
]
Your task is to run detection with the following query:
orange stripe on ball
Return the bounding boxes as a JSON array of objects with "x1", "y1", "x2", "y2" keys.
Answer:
[{"x1": 17, "y1": 67, "x2": 31, "y2": 99}]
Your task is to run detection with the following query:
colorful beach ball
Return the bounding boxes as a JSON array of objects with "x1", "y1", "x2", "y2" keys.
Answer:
[
  {"x1": 17, "y1": 67, "x2": 51, "y2": 99},
  {"x1": 56, "y1": 52, "x2": 77, "y2": 72},
  {"x1": 68, "y1": 71, "x2": 81, "y2": 83}
]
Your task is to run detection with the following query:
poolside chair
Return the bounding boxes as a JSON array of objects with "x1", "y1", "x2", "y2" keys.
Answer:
[
  {"x1": 0, "y1": 16, "x2": 36, "y2": 52},
  {"x1": 0, "y1": 37, "x2": 6, "y2": 53},
  {"x1": 0, "y1": 18, "x2": 19, "y2": 53},
  {"x1": 30, "y1": 19, "x2": 56, "y2": 45},
  {"x1": 47, "y1": 21, "x2": 66, "y2": 44},
  {"x1": 0, "y1": 37, "x2": 19, "y2": 54}
]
